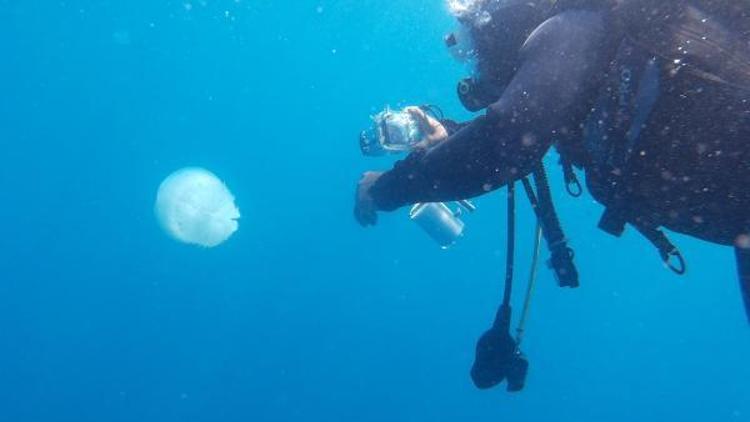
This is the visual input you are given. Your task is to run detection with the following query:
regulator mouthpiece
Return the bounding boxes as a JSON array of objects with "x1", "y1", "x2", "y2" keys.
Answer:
[{"x1": 457, "y1": 77, "x2": 503, "y2": 112}]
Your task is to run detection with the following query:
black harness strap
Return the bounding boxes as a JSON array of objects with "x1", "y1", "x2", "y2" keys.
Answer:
[{"x1": 522, "y1": 164, "x2": 580, "y2": 288}]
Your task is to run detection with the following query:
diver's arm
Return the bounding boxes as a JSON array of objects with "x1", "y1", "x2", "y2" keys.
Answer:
[{"x1": 368, "y1": 11, "x2": 610, "y2": 211}]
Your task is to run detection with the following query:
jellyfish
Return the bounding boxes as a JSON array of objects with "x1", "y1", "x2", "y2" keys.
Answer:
[{"x1": 155, "y1": 167, "x2": 240, "y2": 247}]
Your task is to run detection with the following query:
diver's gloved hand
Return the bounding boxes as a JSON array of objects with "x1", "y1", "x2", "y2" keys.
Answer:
[{"x1": 354, "y1": 171, "x2": 383, "y2": 227}]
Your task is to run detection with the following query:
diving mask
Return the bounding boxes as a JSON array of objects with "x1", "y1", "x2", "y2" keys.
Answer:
[{"x1": 445, "y1": 25, "x2": 477, "y2": 62}]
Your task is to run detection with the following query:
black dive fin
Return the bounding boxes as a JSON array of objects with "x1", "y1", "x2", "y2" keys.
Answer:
[{"x1": 733, "y1": 247, "x2": 750, "y2": 324}]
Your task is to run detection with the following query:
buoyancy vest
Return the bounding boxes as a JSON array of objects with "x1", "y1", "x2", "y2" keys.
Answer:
[
  {"x1": 582, "y1": 37, "x2": 662, "y2": 236},
  {"x1": 557, "y1": 0, "x2": 750, "y2": 271},
  {"x1": 554, "y1": 0, "x2": 750, "y2": 319}
]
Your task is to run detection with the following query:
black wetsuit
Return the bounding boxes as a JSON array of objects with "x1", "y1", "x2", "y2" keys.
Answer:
[{"x1": 369, "y1": 2, "x2": 750, "y2": 248}]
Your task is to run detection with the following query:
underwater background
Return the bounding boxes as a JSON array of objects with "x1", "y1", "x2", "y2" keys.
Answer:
[{"x1": 1, "y1": 1, "x2": 749, "y2": 421}]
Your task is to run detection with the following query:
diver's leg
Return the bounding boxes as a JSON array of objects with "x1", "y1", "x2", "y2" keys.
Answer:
[{"x1": 733, "y1": 246, "x2": 750, "y2": 324}]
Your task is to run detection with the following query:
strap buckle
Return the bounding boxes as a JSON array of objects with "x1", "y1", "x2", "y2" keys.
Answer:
[{"x1": 661, "y1": 246, "x2": 687, "y2": 275}]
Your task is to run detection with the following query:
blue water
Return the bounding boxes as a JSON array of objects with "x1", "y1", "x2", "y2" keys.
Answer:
[{"x1": 1, "y1": 1, "x2": 749, "y2": 421}]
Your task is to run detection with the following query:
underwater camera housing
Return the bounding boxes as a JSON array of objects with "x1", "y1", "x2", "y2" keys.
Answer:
[
  {"x1": 360, "y1": 106, "x2": 476, "y2": 248},
  {"x1": 359, "y1": 107, "x2": 423, "y2": 156}
]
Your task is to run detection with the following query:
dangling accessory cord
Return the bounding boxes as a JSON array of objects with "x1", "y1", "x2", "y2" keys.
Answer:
[
  {"x1": 471, "y1": 181, "x2": 524, "y2": 391},
  {"x1": 472, "y1": 162, "x2": 579, "y2": 391},
  {"x1": 516, "y1": 223, "x2": 543, "y2": 347},
  {"x1": 471, "y1": 179, "x2": 541, "y2": 392}
]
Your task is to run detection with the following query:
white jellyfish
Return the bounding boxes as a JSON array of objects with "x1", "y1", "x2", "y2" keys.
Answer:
[{"x1": 155, "y1": 167, "x2": 240, "y2": 247}]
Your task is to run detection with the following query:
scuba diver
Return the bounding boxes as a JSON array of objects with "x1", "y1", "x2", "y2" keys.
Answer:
[{"x1": 354, "y1": 0, "x2": 750, "y2": 390}]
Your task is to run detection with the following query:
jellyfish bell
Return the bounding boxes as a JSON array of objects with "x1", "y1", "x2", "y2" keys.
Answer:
[{"x1": 155, "y1": 167, "x2": 240, "y2": 247}]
